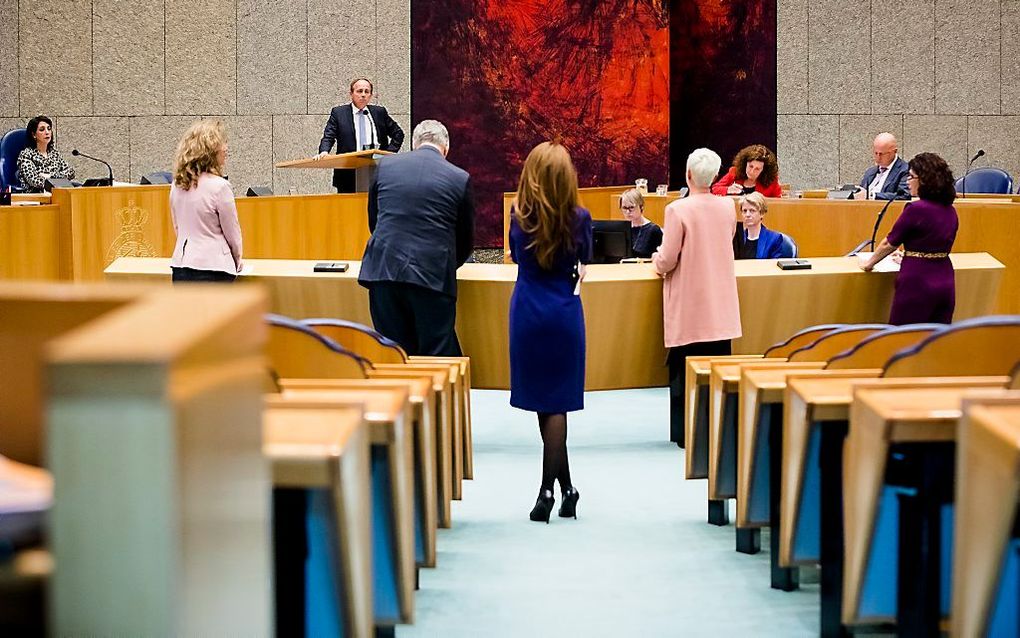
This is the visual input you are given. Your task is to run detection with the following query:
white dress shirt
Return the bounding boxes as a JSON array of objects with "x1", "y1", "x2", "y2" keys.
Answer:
[{"x1": 351, "y1": 103, "x2": 377, "y2": 150}]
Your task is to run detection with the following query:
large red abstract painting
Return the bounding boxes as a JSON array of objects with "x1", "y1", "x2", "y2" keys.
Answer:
[
  {"x1": 413, "y1": 0, "x2": 670, "y2": 247},
  {"x1": 412, "y1": 1, "x2": 776, "y2": 247}
]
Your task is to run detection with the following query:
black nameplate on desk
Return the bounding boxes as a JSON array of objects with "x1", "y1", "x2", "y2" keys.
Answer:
[
  {"x1": 313, "y1": 262, "x2": 349, "y2": 273},
  {"x1": 777, "y1": 259, "x2": 812, "y2": 270}
]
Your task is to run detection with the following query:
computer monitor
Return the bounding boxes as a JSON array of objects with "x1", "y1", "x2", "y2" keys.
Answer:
[{"x1": 591, "y1": 220, "x2": 633, "y2": 264}]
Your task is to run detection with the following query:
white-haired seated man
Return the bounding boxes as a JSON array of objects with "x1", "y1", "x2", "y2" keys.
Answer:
[{"x1": 357, "y1": 119, "x2": 476, "y2": 356}]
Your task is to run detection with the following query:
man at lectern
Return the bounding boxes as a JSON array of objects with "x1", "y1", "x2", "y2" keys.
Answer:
[{"x1": 315, "y1": 77, "x2": 405, "y2": 193}]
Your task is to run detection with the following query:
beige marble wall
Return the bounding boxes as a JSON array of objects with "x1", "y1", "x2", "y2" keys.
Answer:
[
  {"x1": 5, "y1": 0, "x2": 412, "y2": 196},
  {"x1": 4, "y1": 1, "x2": 1016, "y2": 196},
  {"x1": 778, "y1": 0, "x2": 1020, "y2": 191}
]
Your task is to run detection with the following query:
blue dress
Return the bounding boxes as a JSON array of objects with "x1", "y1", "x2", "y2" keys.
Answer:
[{"x1": 509, "y1": 207, "x2": 593, "y2": 413}]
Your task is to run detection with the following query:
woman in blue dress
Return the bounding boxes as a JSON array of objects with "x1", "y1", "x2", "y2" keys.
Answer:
[{"x1": 509, "y1": 141, "x2": 592, "y2": 523}]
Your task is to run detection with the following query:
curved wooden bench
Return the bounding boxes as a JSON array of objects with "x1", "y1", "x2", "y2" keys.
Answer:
[
  {"x1": 826, "y1": 324, "x2": 941, "y2": 370},
  {"x1": 884, "y1": 316, "x2": 1020, "y2": 378}
]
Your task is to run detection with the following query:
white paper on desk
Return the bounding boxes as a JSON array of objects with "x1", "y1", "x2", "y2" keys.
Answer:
[
  {"x1": 856, "y1": 252, "x2": 900, "y2": 273},
  {"x1": 238, "y1": 263, "x2": 254, "y2": 276}
]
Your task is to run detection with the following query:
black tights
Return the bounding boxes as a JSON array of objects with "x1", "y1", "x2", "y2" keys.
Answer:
[{"x1": 538, "y1": 412, "x2": 571, "y2": 494}]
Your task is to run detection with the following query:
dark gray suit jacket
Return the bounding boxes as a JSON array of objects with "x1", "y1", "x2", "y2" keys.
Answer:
[
  {"x1": 358, "y1": 146, "x2": 475, "y2": 297},
  {"x1": 860, "y1": 156, "x2": 910, "y2": 200}
]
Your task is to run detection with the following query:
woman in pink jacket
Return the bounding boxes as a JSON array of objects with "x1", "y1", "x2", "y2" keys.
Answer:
[
  {"x1": 169, "y1": 120, "x2": 243, "y2": 283},
  {"x1": 652, "y1": 148, "x2": 742, "y2": 452}
]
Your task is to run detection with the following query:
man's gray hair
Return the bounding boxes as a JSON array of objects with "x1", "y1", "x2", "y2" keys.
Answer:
[
  {"x1": 686, "y1": 148, "x2": 722, "y2": 189},
  {"x1": 412, "y1": 120, "x2": 450, "y2": 151}
]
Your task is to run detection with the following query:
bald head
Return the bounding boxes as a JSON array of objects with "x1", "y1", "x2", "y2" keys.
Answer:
[{"x1": 872, "y1": 133, "x2": 898, "y2": 168}]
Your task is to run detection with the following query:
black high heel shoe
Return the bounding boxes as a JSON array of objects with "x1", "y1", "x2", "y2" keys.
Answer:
[
  {"x1": 558, "y1": 487, "x2": 580, "y2": 519},
  {"x1": 529, "y1": 489, "x2": 555, "y2": 523}
]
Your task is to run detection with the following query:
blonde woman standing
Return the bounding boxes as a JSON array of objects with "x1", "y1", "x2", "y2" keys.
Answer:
[
  {"x1": 169, "y1": 120, "x2": 242, "y2": 283},
  {"x1": 509, "y1": 142, "x2": 592, "y2": 523}
]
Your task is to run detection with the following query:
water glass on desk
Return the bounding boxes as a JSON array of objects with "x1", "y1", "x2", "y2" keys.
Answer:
[
  {"x1": 635, "y1": 178, "x2": 648, "y2": 195},
  {"x1": 655, "y1": 184, "x2": 668, "y2": 196}
]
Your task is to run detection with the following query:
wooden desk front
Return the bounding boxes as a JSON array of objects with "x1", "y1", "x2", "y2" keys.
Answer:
[
  {"x1": 105, "y1": 253, "x2": 1003, "y2": 390},
  {"x1": 0, "y1": 185, "x2": 372, "y2": 282},
  {"x1": 503, "y1": 190, "x2": 1020, "y2": 314}
]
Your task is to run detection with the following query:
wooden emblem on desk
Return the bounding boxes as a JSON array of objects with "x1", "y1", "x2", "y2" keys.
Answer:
[{"x1": 106, "y1": 199, "x2": 157, "y2": 263}]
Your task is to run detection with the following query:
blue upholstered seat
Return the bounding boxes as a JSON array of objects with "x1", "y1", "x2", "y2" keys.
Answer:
[
  {"x1": 0, "y1": 128, "x2": 27, "y2": 192},
  {"x1": 955, "y1": 167, "x2": 1014, "y2": 195}
]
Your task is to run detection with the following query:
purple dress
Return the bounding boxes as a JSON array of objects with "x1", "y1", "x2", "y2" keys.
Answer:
[
  {"x1": 508, "y1": 207, "x2": 593, "y2": 413},
  {"x1": 885, "y1": 199, "x2": 959, "y2": 325}
]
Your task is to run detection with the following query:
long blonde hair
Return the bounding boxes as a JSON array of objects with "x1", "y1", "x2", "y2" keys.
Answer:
[
  {"x1": 173, "y1": 120, "x2": 226, "y2": 190},
  {"x1": 514, "y1": 142, "x2": 579, "y2": 270}
]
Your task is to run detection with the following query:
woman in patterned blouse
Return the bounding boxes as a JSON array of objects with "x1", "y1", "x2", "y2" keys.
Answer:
[{"x1": 16, "y1": 116, "x2": 75, "y2": 192}]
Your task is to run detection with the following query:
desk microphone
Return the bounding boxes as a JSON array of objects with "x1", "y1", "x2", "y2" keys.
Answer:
[
  {"x1": 960, "y1": 149, "x2": 985, "y2": 196},
  {"x1": 71, "y1": 149, "x2": 114, "y2": 186},
  {"x1": 848, "y1": 187, "x2": 909, "y2": 255}
]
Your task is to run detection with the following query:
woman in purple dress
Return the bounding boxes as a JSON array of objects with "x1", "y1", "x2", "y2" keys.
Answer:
[
  {"x1": 861, "y1": 152, "x2": 959, "y2": 324},
  {"x1": 509, "y1": 142, "x2": 592, "y2": 523}
]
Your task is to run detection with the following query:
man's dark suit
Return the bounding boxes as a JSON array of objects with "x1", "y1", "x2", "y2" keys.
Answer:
[
  {"x1": 318, "y1": 103, "x2": 404, "y2": 193},
  {"x1": 860, "y1": 156, "x2": 910, "y2": 200},
  {"x1": 358, "y1": 146, "x2": 475, "y2": 356}
]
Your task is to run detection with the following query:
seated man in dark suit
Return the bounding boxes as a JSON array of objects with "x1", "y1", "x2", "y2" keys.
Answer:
[
  {"x1": 357, "y1": 120, "x2": 475, "y2": 356},
  {"x1": 857, "y1": 132, "x2": 910, "y2": 200},
  {"x1": 315, "y1": 77, "x2": 405, "y2": 193}
]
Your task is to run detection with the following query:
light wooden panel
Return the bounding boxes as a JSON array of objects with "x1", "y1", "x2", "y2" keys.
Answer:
[
  {"x1": 104, "y1": 254, "x2": 1005, "y2": 390},
  {"x1": 0, "y1": 205, "x2": 67, "y2": 280},
  {"x1": 0, "y1": 283, "x2": 147, "y2": 466},
  {"x1": 45, "y1": 284, "x2": 271, "y2": 635}
]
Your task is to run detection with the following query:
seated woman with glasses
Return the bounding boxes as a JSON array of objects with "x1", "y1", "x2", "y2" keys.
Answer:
[
  {"x1": 732, "y1": 192, "x2": 790, "y2": 259},
  {"x1": 619, "y1": 188, "x2": 663, "y2": 258}
]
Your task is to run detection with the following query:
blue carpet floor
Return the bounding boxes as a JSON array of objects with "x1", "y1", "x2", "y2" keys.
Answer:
[{"x1": 399, "y1": 388, "x2": 819, "y2": 637}]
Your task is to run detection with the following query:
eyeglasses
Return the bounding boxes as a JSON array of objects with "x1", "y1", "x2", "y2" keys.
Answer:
[
  {"x1": 621, "y1": 205, "x2": 637, "y2": 211},
  {"x1": 907, "y1": 173, "x2": 919, "y2": 181}
]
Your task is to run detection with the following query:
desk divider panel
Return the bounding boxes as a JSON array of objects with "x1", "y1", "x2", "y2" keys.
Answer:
[{"x1": 45, "y1": 285, "x2": 272, "y2": 635}]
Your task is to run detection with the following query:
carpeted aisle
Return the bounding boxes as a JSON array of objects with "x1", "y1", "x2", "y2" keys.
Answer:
[{"x1": 399, "y1": 388, "x2": 818, "y2": 637}]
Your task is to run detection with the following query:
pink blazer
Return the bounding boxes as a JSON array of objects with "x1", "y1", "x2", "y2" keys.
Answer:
[
  {"x1": 652, "y1": 193, "x2": 742, "y2": 347},
  {"x1": 170, "y1": 173, "x2": 243, "y2": 274}
]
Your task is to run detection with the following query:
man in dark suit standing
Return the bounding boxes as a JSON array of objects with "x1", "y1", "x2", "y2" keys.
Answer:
[
  {"x1": 857, "y1": 132, "x2": 910, "y2": 200},
  {"x1": 358, "y1": 120, "x2": 475, "y2": 356},
  {"x1": 315, "y1": 77, "x2": 405, "y2": 193}
]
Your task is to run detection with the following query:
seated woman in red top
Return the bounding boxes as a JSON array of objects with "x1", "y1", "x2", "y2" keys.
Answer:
[{"x1": 711, "y1": 144, "x2": 782, "y2": 198}]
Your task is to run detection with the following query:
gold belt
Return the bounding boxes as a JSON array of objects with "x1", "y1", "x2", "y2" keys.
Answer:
[{"x1": 903, "y1": 250, "x2": 949, "y2": 259}]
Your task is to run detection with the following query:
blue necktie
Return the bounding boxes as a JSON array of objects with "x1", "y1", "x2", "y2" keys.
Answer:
[{"x1": 359, "y1": 110, "x2": 368, "y2": 149}]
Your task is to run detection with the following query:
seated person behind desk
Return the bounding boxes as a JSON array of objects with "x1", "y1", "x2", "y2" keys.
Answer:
[
  {"x1": 732, "y1": 192, "x2": 791, "y2": 259},
  {"x1": 856, "y1": 132, "x2": 910, "y2": 200},
  {"x1": 16, "y1": 115, "x2": 75, "y2": 192},
  {"x1": 710, "y1": 144, "x2": 781, "y2": 198},
  {"x1": 620, "y1": 188, "x2": 662, "y2": 258}
]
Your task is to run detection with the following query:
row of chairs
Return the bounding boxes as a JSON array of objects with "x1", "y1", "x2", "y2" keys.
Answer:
[
  {"x1": 681, "y1": 316, "x2": 1020, "y2": 636},
  {"x1": 0, "y1": 282, "x2": 472, "y2": 636},
  {"x1": 262, "y1": 314, "x2": 474, "y2": 635}
]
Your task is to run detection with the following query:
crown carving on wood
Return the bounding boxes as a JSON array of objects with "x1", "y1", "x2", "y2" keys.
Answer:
[{"x1": 106, "y1": 199, "x2": 157, "y2": 262}]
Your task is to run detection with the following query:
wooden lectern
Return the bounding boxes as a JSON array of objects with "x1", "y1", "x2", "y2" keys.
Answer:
[{"x1": 275, "y1": 149, "x2": 394, "y2": 192}]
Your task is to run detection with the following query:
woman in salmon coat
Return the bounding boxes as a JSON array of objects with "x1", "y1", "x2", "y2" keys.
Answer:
[{"x1": 652, "y1": 147, "x2": 742, "y2": 462}]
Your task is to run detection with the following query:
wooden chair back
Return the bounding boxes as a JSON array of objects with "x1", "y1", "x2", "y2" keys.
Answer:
[
  {"x1": 825, "y1": 324, "x2": 942, "y2": 370},
  {"x1": 265, "y1": 314, "x2": 369, "y2": 379},
  {"x1": 303, "y1": 318, "x2": 407, "y2": 364},
  {"x1": 787, "y1": 324, "x2": 889, "y2": 362},
  {"x1": 883, "y1": 316, "x2": 1020, "y2": 378},
  {"x1": 764, "y1": 324, "x2": 845, "y2": 358},
  {"x1": 0, "y1": 283, "x2": 141, "y2": 466}
]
